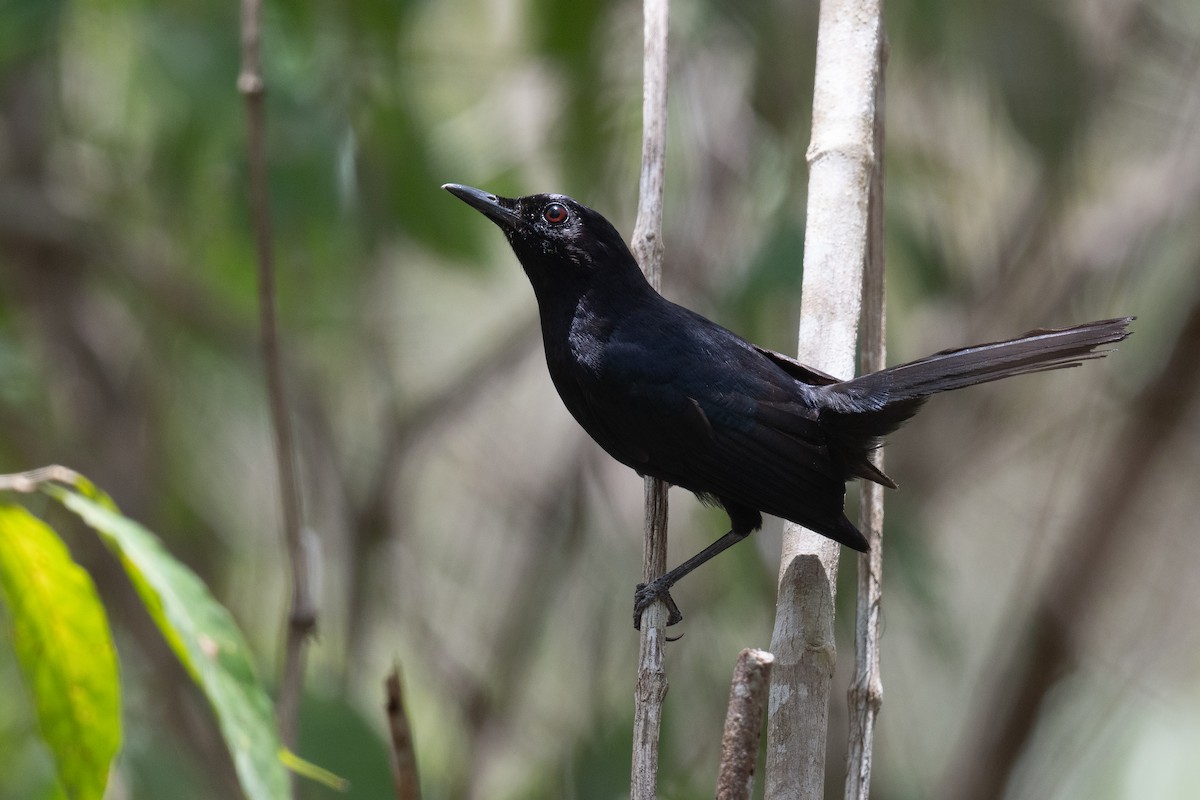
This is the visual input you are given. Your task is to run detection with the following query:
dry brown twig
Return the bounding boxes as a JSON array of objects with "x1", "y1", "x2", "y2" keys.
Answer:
[
  {"x1": 385, "y1": 665, "x2": 422, "y2": 800},
  {"x1": 237, "y1": 0, "x2": 316, "y2": 757},
  {"x1": 717, "y1": 649, "x2": 775, "y2": 800}
]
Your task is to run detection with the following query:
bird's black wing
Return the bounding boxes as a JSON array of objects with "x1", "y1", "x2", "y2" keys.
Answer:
[{"x1": 561, "y1": 300, "x2": 863, "y2": 546}]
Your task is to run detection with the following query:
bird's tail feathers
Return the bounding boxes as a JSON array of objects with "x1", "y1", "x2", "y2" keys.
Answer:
[
  {"x1": 840, "y1": 317, "x2": 1132, "y2": 405},
  {"x1": 819, "y1": 316, "x2": 1133, "y2": 486}
]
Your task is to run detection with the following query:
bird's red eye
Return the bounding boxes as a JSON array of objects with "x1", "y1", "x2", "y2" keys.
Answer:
[{"x1": 543, "y1": 203, "x2": 569, "y2": 224}]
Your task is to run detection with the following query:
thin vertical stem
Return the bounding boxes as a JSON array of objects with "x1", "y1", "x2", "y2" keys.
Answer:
[
  {"x1": 630, "y1": 0, "x2": 670, "y2": 798},
  {"x1": 632, "y1": 479, "x2": 669, "y2": 799},
  {"x1": 237, "y1": 0, "x2": 315, "y2": 757},
  {"x1": 630, "y1": 0, "x2": 669, "y2": 288},
  {"x1": 844, "y1": 37, "x2": 888, "y2": 799},
  {"x1": 385, "y1": 665, "x2": 422, "y2": 800}
]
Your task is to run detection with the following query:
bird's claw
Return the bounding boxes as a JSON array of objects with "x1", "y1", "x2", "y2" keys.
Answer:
[{"x1": 633, "y1": 579, "x2": 684, "y2": 629}]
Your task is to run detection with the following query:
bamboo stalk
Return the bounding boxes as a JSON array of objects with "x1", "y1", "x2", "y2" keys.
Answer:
[{"x1": 766, "y1": 0, "x2": 886, "y2": 796}]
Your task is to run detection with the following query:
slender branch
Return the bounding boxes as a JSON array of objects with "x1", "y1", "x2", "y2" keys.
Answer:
[
  {"x1": 629, "y1": 1, "x2": 670, "y2": 798},
  {"x1": 237, "y1": 0, "x2": 315, "y2": 755},
  {"x1": 716, "y1": 649, "x2": 775, "y2": 800},
  {"x1": 844, "y1": 39, "x2": 888, "y2": 799},
  {"x1": 766, "y1": 0, "x2": 885, "y2": 796},
  {"x1": 385, "y1": 665, "x2": 422, "y2": 800},
  {"x1": 630, "y1": 0, "x2": 669, "y2": 289},
  {"x1": 632, "y1": 480, "x2": 669, "y2": 799}
]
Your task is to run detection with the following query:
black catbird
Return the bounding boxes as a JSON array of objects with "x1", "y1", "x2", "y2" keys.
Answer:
[{"x1": 443, "y1": 183, "x2": 1132, "y2": 628}]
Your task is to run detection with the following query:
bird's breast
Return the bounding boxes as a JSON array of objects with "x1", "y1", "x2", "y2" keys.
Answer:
[{"x1": 557, "y1": 290, "x2": 622, "y2": 382}]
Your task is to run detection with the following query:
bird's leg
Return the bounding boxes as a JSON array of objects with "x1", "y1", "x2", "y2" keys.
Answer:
[{"x1": 633, "y1": 528, "x2": 751, "y2": 629}]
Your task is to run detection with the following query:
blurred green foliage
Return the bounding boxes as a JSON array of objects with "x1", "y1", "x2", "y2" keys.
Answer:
[{"x1": 1, "y1": 0, "x2": 1198, "y2": 798}]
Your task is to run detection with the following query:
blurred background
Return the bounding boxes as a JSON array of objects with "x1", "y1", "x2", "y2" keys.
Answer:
[{"x1": 2, "y1": 0, "x2": 1199, "y2": 797}]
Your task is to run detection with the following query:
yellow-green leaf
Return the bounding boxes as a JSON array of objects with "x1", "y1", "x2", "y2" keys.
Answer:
[
  {"x1": 42, "y1": 483, "x2": 289, "y2": 800},
  {"x1": 0, "y1": 503, "x2": 120, "y2": 800}
]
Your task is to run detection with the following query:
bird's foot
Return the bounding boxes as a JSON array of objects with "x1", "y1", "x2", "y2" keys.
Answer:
[{"x1": 633, "y1": 578, "x2": 684, "y2": 629}]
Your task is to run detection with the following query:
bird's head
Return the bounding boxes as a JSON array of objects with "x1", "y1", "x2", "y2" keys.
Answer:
[{"x1": 442, "y1": 184, "x2": 645, "y2": 295}]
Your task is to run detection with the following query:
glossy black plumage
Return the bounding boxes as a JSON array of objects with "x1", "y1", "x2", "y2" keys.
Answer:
[{"x1": 443, "y1": 183, "x2": 1132, "y2": 625}]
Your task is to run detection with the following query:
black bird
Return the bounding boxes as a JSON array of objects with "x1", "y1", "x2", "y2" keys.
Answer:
[{"x1": 443, "y1": 183, "x2": 1132, "y2": 628}]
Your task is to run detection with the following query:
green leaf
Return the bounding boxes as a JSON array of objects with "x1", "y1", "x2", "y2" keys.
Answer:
[
  {"x1": 41, "y1": 481, "x2": 290, "y2": 800},
  {"x1": 0, "y1": 503, "x2": 121, "y2": 800}
]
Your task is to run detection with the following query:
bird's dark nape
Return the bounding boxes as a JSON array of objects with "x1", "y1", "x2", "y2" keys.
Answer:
[{"x1": 443, "y1": 183, "x2": 1134, "y2": 628}]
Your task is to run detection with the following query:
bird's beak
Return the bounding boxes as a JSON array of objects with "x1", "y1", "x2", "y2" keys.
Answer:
[{"x1": 442, "y1": 184, "x2": 521, "y2": 229}]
